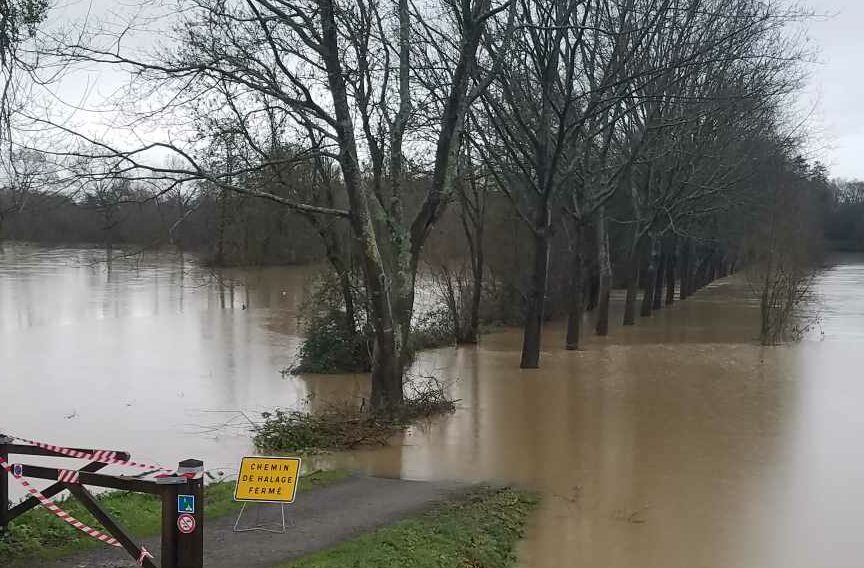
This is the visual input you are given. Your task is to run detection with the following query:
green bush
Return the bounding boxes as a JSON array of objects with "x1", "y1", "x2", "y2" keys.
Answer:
[
  {"x1": 292, "y1": 274, "x2": 457, "y2": 375},
  {"x1": 291, "y1": 272, "x2": 372, "y2": 374},
  {"x1": 292, "y1": 307, "x2": 371, "y2": 373}
]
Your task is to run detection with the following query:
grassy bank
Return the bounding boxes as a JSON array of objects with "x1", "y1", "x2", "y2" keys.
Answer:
[
  {"x1": 279, "y1": 487, "x2": 538, "y2": 568},
  {"x1": 0, "y1": 469, "x2": 349, "y2": 566}
]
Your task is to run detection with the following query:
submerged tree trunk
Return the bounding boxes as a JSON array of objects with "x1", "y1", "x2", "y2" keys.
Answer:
[
  {"x1": 622, "y1": 232, "x2": 641, "y2": 325},
  {"x1": 586, "y1": 270, "x2": 599, "y2": 311},
  {"x1": 318, "y1": 0, "x2": 482, "y2": 413},
  {"x1": 641, "y1": 237, "x2": 659, "y2": 316},
  {"x1": 565, "y1": 220, "x2": 585, "y2": 350},
  {"x1": 464, "y1": 254, "x2": 483, "y2": 344},
  {"x1": 456, "y1": 162, "x2": 486, "y2": 345},
  {"x1": 651, "y1": 237, "x2": 665, "y2": 311},
  {"x1": 665, "y1": 236, "x2": 676, "y2": 305},
  {"x1": 595, "y1": 208, "x2": 612, "y2": 336},
  {"x1": 680, "y1": 238, "x2": 692, "y2": 300},
  {"x1": 520, "y1": 219, "x2": 551, "y2": 369},
  {"x1": 370, "y1": 327, "x2": 404, "y2": 412}
]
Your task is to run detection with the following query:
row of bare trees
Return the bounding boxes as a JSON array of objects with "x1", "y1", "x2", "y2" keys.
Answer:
[{"x1": 0, "y1": 0, "x2": 830, "y2": 413}]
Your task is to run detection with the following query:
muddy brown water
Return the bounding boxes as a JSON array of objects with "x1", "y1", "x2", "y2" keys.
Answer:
[{"x1": 2, "y1": 242, "x2": 864, "y2": 567}]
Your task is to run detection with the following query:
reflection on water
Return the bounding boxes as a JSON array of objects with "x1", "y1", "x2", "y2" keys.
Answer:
[
  {"x1": 311, "y1": 260, "x2": 864, "y2": 568},
  {"x1": 3, "y1": 243, "x2": 864, "y2": 567},
  {"x1": 0, "y1": 243, "x2": 362, "y2": 481}
]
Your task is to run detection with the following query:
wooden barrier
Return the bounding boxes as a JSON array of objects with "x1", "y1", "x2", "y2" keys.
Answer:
[{"x1": 0, "y1": 435, "x2": 203, "y2": 568}]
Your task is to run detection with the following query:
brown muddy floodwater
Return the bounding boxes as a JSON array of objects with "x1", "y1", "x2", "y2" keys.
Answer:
[{"x1": 3, "y1": 243, "x2": 864, "y2": 567}]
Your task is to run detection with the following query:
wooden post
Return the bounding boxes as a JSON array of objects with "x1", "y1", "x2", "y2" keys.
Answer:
[
  {"x1": 161, "y1": 482, "x2": 180, "y2": 568},
  {"x1": 160, "y1": 459, "x2": 205, "y2": 568},
  {"x1": 2, "y1": 441, "x2": 203, "y2": 567},
  {"x1": 0, "y1": 435, "x2": 10, "y2": 532},
  {"x1": 177, "y1": 460, "x2": 204, "y2": 568}
]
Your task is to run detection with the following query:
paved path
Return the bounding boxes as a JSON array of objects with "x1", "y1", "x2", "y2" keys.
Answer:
[{"x1": 38, "y1": 476, "x2": 469, "y2": 568}]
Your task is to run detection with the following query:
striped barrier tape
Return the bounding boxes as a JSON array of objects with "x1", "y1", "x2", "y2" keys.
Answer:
[
  {"x1": 137, "y1": 547, "x2": 154, "y2": 566},
  {"x1": 12, "y1": 436, "x2": 198, "y2": 479},
  {"x1": 57, "y1": 469, "x2": 80, "y2": 484},
  {"x1": 1, "y1": 457, "x2": 153, "y2": 565},
  {"x1": 0, "y1": 456, "x2": 122, "y2": 547}
]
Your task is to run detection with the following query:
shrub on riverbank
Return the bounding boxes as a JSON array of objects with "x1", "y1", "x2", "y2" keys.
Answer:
[
  {"x1": 254, "y1": 381, "x2": 457, "y2": 453},
  {"x1": 278, "y1": 487, "x2": 539, "y2": 568},
  {"x1": 291, "y1": 275, "x2": 456, "y2": 375},
  {"x1": 292, "y1": 305, "x2": 373, "y2": 373},
  {"x1": 0, "y1": 470, "x2": 348, "y2": 566}
]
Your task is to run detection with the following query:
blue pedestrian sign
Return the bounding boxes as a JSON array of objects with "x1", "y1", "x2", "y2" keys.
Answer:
[{"x1": 177, "y1": 494, "x2": 195, "y2": 514}]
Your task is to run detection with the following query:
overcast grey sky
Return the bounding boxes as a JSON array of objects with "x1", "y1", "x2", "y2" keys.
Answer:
[
  {"x1": 49, "y1": 0, "x2": 864, "y2": 181},
  {"x1": 804, "y1": 0, "x2": 864, "y2": 179}
]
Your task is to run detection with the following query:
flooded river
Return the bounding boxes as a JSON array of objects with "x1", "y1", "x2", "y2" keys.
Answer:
[{"x1": 3, "y1": 243, "x2": 864, "y2": 567}]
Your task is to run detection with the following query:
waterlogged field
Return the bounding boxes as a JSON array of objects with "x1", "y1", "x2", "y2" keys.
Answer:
[{"x1": 3, "y1": 244, "x2": 864, "y2": 567}]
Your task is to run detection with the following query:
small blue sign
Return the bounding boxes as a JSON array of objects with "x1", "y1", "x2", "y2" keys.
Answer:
[
  {"x1": 12, "y1": 464, "x2": 22, "y2": 478},
  {"x1": 177, "y1": 495, "x2": 195, "y2": 514}
]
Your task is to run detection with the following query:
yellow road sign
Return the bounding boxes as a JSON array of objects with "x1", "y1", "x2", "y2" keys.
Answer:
[{"x1": 233, "y1": 456, "x2": 301, "y2": 503}]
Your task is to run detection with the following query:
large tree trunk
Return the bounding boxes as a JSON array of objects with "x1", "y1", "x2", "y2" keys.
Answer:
[
  {"x1": 640, "y1": 237, "x2": 659, "y2": 316},
  {"x1": 520, "y1": 219, "x2": 551, "y2": 368},
  {"x1": 458, "y1": 181, "x2": 485, "y2": 345},
  {"x1": 665, "y1": 236, "x2": 676, "y2": 305},
  {"x1": 441, "y1": 267, "x2": 462, "y2": 342},
  {"x1": 639, "y1": 237, "x2": 659, "y2": 317},
  {"x1": 586, "y1": 270, "x2": 599, "y2": 311},
  {"x1": 680, "y1": 238, "x2": 692, "y2": 300},
  {"x1": 320, "y1": 0, "x2": 405, "y2": 413},
  {"x1": 622, "y1": 232, "x2": 641, "y2": 325},
  {"x1": 651, "y1": 237, "x2": 665, "y2": 311},
  {"x1": 465, "y1": 248, "x2": 483, "y2": 344},
  {"x1": 565, "y1": 220, "x2": 585, "y2": 350},
  {"x1": 370, "y1": 328, "x2": 404, "y2": 412},
  {"x1": 595, "y1": 208, "x2": 612, "y2": 336}
]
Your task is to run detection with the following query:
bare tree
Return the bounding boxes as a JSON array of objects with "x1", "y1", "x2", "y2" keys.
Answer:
[
  {"x1": 34, "y1": 0, "x2": 512, "y2": 412},
  {"x1": 742, "y1": 156, "x2": 825, "y2": 344}
]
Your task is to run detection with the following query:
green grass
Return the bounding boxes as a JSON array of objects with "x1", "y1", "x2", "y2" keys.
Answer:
[
  {"x1": 277, "y1": 487, "x2": 539, "y2": 568},
  {"x1": 0, "y1": 469, "x2": 349, "y2": 566}
]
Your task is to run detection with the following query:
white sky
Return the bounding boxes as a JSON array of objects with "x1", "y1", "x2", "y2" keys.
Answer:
[
  {"x1": 802, "y1": 0, "x2": 864, "y2": 179},
  {"x1": 44, "y1": 0, "x2": 864, "y2": 181}
]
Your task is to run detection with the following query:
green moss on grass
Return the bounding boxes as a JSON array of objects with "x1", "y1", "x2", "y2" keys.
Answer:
[
  {"x1": 278, "y1": 487, "x2": 539, "y2": 568},
  {"x1": 0, "y1": 469, "x2": 349, "y2": 566}
]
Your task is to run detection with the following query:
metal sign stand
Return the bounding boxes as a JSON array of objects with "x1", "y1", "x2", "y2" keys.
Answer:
[
  {"x1": 231, "y1": 456, "x2": 300, "y2": 534},
  {"x1": 232, "y1": 501, "x2": 289, "y2": 534}
]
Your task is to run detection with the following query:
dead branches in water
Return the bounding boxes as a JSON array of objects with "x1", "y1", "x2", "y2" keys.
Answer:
[{"x1": 253, "y1": 379, "x2": 457, "y2": 453}]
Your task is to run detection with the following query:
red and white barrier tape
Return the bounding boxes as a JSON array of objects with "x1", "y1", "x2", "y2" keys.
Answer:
[
  {"x1": 0, "y1": 457, "x2": 122, "y2": 547},
  {"x1": 137, "y1": 546, "x2": 154, "y2": 566},
  {"x1": 2, "y1": 436, "x2": 176, "y2": 565},
  {"x1": 57, "y1": 469, "x2": 80, "y2": 484},
  {"x1": 13, "y1": 437, "x2": 194, "y2": 478}
]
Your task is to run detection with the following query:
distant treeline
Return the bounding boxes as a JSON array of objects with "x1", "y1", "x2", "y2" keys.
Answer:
[
  {"x1": 824, "y1": 181, "x2": 864, "y2": 252},
  {"x1": 2, "y1": 172, "x2": 860, "y2": 324},
  {"x1": 0, "y1": 186, "x2": 324, "y2": 265}
]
